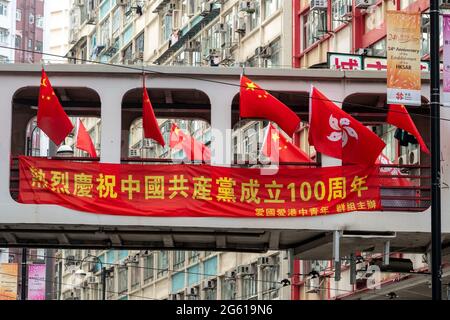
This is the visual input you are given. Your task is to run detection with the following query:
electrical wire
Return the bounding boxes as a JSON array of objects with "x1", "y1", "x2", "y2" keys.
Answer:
[{"x1": 0, "y1": 44, "x2": 448, "y2": 123}]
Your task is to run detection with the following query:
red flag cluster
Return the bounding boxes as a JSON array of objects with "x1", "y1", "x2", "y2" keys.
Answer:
[{"x1": 36, "y1": 71, "x2": 428, "y2": 168}]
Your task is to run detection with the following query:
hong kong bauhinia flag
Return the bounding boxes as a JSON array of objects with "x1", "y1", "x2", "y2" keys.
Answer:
[
  {"x1": 37, "y1": 69, "x2": 74, "y2": 145},
  {"x1": 262, "y1": 123, "x2": 312, "y2": 163},
  {"x1": 169, "y1": 123, "x2": 211, "y2": 161},
  {"x1": 309, "y1": 86, "x2": 386, "y2": 165},
  {"x1": 240, "y1": 75, "x2": 301, "y2": 136},
  {"x1": 76, "y1": 119, "x2": 97, "y2": 158},
  {"x1": 386, "y1": 104, "x2": 430, "y2": 154},
  {"x1": 143, "y1": 84, "x2": 165, "y2": 146}
]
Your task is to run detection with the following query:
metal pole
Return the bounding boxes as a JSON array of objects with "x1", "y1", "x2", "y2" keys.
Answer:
[
  {"x1": 101, "y1": 266, "x2": 106, "y2": 300},
  {"x1": 20, "y1": 248, "x2": 27, "y2": 300},
  {"x1": 430, "y1": 0, "x2": 442, "y2": 300}
]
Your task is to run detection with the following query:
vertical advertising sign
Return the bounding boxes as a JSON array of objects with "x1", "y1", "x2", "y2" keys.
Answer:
[
  {"x1": 443, "y1": 15, "x2": 450, "y2": 106},
  {"x1": 387, "y1": 11, "x2": 421, "y2": 106},
  {"x1": 0, "y1": 263, "x2": 18, "y2": 300},
  {"x1": 27, "y1": 264, "x2": 46, "y2": 300}
]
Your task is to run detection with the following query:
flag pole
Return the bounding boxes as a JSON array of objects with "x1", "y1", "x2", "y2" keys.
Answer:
[{"x1": 430, "y1": 0, "x2": 442, "y2": 300}]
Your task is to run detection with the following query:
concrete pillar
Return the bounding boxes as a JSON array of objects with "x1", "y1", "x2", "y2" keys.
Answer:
[
  {"x1": 95, "y1": 89, "x2": 124, "y2": 164},
  {"x1": 204, "y1": 86, "x2": 237, "y2": 166}
]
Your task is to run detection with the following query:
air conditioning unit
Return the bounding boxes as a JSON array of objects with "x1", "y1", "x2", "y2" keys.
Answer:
[
  {"x1": 255, "y1": 46, "x2": 272, "y2": 58},
  {"x1": 87, "y1": 12, "x2": 97, "y2": 24},
  {"x1": 65, "y1": 255, "x2": 76, "y2": 265},
  {"x1": 168, "y1": 293, "x2": 178, "y2": 300},
  {"x1": 356, "y1": 48, "x2": 372, "y2": 56},
  {"x1": 202, "y1": 280, "x2": 216, "y2": 290},
  {"x1": 355, "y1": 0, "x2": 375, "y2": 9},
  {"x1": 185, "y1": 40, "x2": 201, "y2": 52},
  {"x1": 239, "y1": 1, "x2": 256, "y2": 14},
  {"x1": 76, "y1": 0, "x2": 85, "y2": 6},
  {"x1": 214, "y1": 23, "x2": 229, "y2": 33},
  {"x1": 117, "y1": 0, "x2": 128, "y2": 6},
  {"x1": 87, "y1": 275, "x2": 98, "y2": 284},
  {"x1": 440, "y1": 0, "x2": 450, "y2": 9},
  {"x1": 167, "y1": 2, "x2": 176, "y2": 12},
  {"x1": 236, "y1": 265, "x2": 252, "y2": 275},
  {"x1": 199, "y1": 1, "x2": 211, "y2": 16},
  {"x1": 235, "y1": 17, "x2": 246, "y2": 34},
  {"x1": 310, "y1": 0, "x2": 328, "y2": 11},
  {"x1": 224, "y1": 270, "x2": 236, "y2": 280},
  {"x1": 185, "y1": 287, "x2": 199, "y2": 297},
  {"x1": 409, "y1": 149, "x2": 420, "y2": 165},
  {"x1": 305, "y1": 276, "x2": 320, "y2": 293},
  {"x1": 257, "y1": 256, "x2": 271, "y2": 266},
  {"x1": 129, "y1": 149, "x2": 140, "y2": 157}
]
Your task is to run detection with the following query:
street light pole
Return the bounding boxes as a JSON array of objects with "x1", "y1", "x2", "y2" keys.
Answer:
[{"x1": 430, "y1": 0, "x2": 442, "y2": 300}]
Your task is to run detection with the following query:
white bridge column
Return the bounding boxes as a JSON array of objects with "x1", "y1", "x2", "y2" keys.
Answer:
[
  {"x1": 204, "y1": 85, "x2": 237, "y2": 166},
  {"x1": 93, "y1": 83, "x2": 126, "y2": 164}
]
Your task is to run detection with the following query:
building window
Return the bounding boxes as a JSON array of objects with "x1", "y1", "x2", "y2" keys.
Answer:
[
  {"x1": 188, "y1": 251, "x2": 199, "y2": 264},
  {"x1": 143, "y1": 253, "x2": 154, "y2": 282},
  {"x1": 16, "y1": 9, "x2": 21, "y2": 21},
  {"x1": 204, "y1": 279, "x2": 217, "y2": 300},
  {"x1": 0, "y1": 1, "x2": 7, "y2": 16},
  {"x1": 135, "y1": 32, "x2": 144, "y2": 54},
  {"x1": 302, "y1": 10, "x2": 327, "y2": 50},
  {"x1": 331, "y1": 0, "x2": 352, "y2": 30},
  {"x1": 173, "y1": 251, "x2": 185, "y2": 270},
  {"x1": 261, "y1": 255, "x2": 280, "y2": 300},
  {"x1": 221, "y1": 275, "x2": 236, "y2": 299},
  {"x1": 263, "y1": 0, "x2": 280, "y2": 20},
  {"x1": 35, "y1": 41, "x2": 43, "y2": 53},
  {"x1": 36, "y1": 15, "x2": 44, "y2": 29},
  {"x1": 15, "y1": 35, "x2": 21, "y2": 48},
  {"x1": 130, "y1": 263, "x2": 140, "y2": 290},
  {"x1": 29, "y1": 13, "x2": 35, "y2": 24},
  {"x1": 264, "y1": 38, "x2": 281, "y2": 68},
  {"x1": 27, "y1": 39, "x2": 32, "y2": 50},
  {"x1": 162, "y1": 13, "x2": 173, "y2": 42},
  {"x1": 0, "y1": 28, "x2": 8, "y2": 44},
  {"x1": 106, "y1": 270, "x2": 115, "y2": 299},
  {"x1": 112, "y1": 9, "x2": 120, "y2": 34},
  {"x1": 118, "y1": 266, "x2": 128, "y2": 294},
  {"x1": 242, "y1": 265, "x2": 258, "y2": 300},
  {"x1": 157, "y1": 251, "x2": 168, "y2": 278},
  {"x1": 369, "y1": 38, "x2": 386, "y2": 57},
  {"x1": 123, "y1": 44, "x2": 132, "y2": 63},
  {"x1": 249, "y1": 1, "x2": 261, "y2": 31}
]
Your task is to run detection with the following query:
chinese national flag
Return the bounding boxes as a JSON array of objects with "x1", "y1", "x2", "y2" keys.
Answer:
[
  {"x1": 169, "y1": 123, "x2": 211, "y2": 161},
  {"x1": 387, "y1": 104, "x2": 430, "y2": 154},
  {"x1": 143, "y1": 87, "x2": 165, "y2": 146},
  {"x1": 76, "y1": 119, "x2": 97, "y2": 158},
  {"x1": 239, "y1": 75, "x2": 301, "y2": 136},
  {"x1": 309, "y1": 86, "x2": 386, "y2": 165},
  {"x1": 37, "y1": 69, "x2": 74, "y2": 145},
  {"x1": 262, "y1": 123, "x2": 312, "y2": 163}
]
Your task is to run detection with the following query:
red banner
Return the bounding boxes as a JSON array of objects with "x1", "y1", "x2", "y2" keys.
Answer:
[{"x1": 19, "y1": 156, "x2": 381, "y2": 218}]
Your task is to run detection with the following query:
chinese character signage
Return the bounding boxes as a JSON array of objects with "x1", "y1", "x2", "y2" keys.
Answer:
[
  {"x1": 328, "y1": 53, "x2": 362, "y2": 70},
  {"x1": 0, "y1": 263, "x2": 18, "y2": 300},
  {"x1": 19, "y1": 156, "x2": 381, "y2": 218},
  {"x1": 27, "y1": 264, "x2": 46, "y2": 300},
  {"x1": 443, "y1": 15, "x2": 450, "y2": 106},
  {"x1": 386, "y1": 11, "x2": 421, "y2": 106}
]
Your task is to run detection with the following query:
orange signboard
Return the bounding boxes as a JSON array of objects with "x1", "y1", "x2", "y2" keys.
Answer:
[{"x1": 0, "y1": 263, "x2": 18, "y2": 300}]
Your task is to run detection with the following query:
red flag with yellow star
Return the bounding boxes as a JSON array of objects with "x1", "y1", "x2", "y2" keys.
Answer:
[
  {"x1": 262, "y1": 123, "x2": 312, "y2": 163},
  {"x1": 169, "y1": 123, "x2": 211, "y2": 161},
  {"x1": 239, "y1": 75, "x2": 301, "y2": 136},
  {"x1": 143, "y1": 86, "x2": 165, "y2": 146},
  {"x1": 37, "y1": 69, "x2": 74, "y2": 145}
]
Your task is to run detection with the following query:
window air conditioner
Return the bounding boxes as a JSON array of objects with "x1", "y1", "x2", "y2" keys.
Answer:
[
  {"x1": 199, "y1": 2, "x2": 211, "y2": 16},
  {"x1": 235, "y1": 17, "x2": 246, "y2": 34},
  {"x1": 185, "y1": 287, "x2": 198, "y2": 297},
  {"x1": 185, "y1": 40, "x2": 201, "y2": 51},
  {"x1": 236, "y1": 265, "x2": 252, "y2": 275},
  {"x1": 87, "y1": 276, "x2": 98, "y2": 284},
  {"x1": 355, "y1": 0, "x2": 375, "y2": 9},
  {"x1": 239, "y1": 1, "x2": 256, "y2": 14},
  {"x1": 310, "y1": 0, "x2": 328, "y2": 11},
  {"x1": 214, "y1": 23, "x2": 228, "y2": 33},
  {"x1": 305, "y1": 277, "x2": 320, "y2": 293},
  {"x1": 202, "y1": 280, "x2": 216, "y2": 290}
]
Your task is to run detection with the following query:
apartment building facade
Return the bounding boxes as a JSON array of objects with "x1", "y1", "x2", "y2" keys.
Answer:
[
  {"x1": 0, "y1": 0, "x2": 16, "y2": 63},
  {"x1": 15, "y1": 0, "x2": 45, "y2": 63},
  {"x1": 66, "y1": 0, "x2": 291, "y2": 67}
]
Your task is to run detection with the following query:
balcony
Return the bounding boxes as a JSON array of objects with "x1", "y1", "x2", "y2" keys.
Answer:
[{"x1": 153, "y1": 6, "x2": 221, "y2": 65}]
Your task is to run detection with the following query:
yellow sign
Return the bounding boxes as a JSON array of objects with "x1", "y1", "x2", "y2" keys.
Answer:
[
  {"x1": 0, "y1": 263, "x2": 18, "y2": 300},
  {"x1": 387, "y1": 11, "x2": 421, "y2": 106}
]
